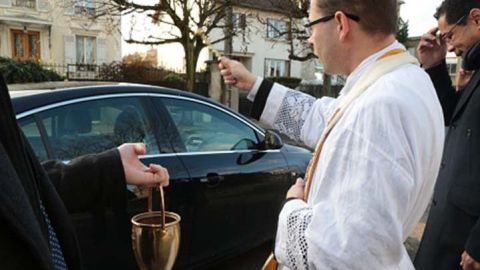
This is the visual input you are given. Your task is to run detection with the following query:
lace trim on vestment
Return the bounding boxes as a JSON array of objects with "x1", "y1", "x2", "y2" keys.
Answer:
[
  {"x1": 286, "y1": 207, "x2": 313, "y2": 270},
  {"x1": 273, "y1": 91, "x2": 315, "y2": 141}
]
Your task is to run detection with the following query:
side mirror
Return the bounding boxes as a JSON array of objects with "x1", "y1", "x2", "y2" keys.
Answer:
[{"x1": 262, "y1": 129, "x2": 284, "y2": 150}]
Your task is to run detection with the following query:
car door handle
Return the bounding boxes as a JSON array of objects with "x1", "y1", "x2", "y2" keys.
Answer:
[{"x1": 199, "y1": 173, "x2": 224, "y2": 186}]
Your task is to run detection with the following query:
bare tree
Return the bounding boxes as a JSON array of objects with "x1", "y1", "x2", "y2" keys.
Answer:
[
  {"x1": 87, "y1": 0, "x2": 237, "y2": 91},
  {"x1": 254, "y1": 0, "x2": 336, "y2": 95},
  {"x1": 396, "y1": 17, "x2": 409, "y2": 45},
  {"x1": 255, "y1": 0, "x2": 314, "y2": 62}
]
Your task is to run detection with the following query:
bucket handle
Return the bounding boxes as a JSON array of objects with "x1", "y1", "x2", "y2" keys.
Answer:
[{"x1": 148, "y1": 186, "x2": 166, "y2": 230}]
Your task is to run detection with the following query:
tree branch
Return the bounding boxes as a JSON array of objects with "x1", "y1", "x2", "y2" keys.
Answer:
[{"x1": 124, "y1": 37, "x2": 182, "y2": 45}]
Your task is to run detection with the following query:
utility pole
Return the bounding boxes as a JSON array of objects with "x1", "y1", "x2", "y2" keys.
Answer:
[{"x1": 222, "y1": 0, "x2": 233, "y2": 107}]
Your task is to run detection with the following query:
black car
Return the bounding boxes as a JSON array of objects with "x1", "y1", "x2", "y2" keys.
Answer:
[{"x1": 11, "y1": 84, "x2": 311, "y2": 270}]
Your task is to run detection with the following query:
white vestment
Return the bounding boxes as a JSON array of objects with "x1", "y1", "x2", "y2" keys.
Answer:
[{"x1": 248, "y1": 41, "x2": 445, "y2": 270}]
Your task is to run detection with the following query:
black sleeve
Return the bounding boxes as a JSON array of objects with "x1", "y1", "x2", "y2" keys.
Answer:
[
  {"x1": 41, "y1": 149, "x2": 127, "y2": 213},
  {"x1": 250, "y1": 79, "x2": 274, "y2": 120},
  {"x1": 425, "y1": 61, "x2": 460, "y2": 125}
]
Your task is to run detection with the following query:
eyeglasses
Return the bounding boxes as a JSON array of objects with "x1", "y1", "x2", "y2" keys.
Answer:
[
  {"x1": 440, "y1": 14, "x2": 467, "y2": 42},
  {"x1": 304, "y1": 12, "x2": 360, "y2": 35}
]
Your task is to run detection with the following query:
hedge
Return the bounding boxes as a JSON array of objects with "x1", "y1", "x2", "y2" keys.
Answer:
[{"x1": 0, "y1": 57, "x2": 63, "y2": 84}]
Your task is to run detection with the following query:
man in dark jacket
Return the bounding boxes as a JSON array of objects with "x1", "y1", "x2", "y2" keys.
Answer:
[
  {"x1": 414, "y1": 1, "x2": 480, "y2": 269},
  {"x1": 0, "y1": 74, "x2": 169, "y2": 270}
]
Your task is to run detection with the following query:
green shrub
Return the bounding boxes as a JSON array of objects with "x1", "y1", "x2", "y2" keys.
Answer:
[{"x1": 0, "y1": 57, "x2": 63, "y2": 83}]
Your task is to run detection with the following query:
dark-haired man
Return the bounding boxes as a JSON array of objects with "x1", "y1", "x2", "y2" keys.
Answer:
[
  {"x1": 219, "y1": 0, "x2": 444, "y2": 269},
  {"x1": 414, "y1": 1, "x2": 480, "y2": 269}
]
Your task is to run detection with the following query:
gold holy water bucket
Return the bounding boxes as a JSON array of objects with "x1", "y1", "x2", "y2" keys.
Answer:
[{"x1": 131, "y1": 186, "x2": 181, "y2": 270}]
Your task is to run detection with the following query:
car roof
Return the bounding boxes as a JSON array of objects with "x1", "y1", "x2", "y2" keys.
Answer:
[
  {"x1": 10, "y1": 89, "x2": 57, "y2": 98},
  {"x1": 11, "y1": 83, "x2": 224, "y2": 115}
]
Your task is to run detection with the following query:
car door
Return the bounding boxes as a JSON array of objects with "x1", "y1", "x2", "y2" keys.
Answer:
[
  {"x1": 17, "y1": 95, "x2": 194, "y2": 270},
  {"x1": 152, "y1": 96, "x2": 292, "y2": 267}
]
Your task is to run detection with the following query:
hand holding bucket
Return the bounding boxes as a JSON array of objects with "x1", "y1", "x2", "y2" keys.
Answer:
[{"x1": 131, "y1": 186, "x2": 181, "y2": 270}]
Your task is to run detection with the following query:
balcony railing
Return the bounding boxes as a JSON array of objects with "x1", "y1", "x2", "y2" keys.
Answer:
[
  {"x1": 12, "y1": 0, "x2": 36, "y2": 8},
  {"x1": 67, "y1": 64, "x2": 100, "y2": 80},
  {"x1": 74, "y1": 5, "x2": 95, "y2": 16}
]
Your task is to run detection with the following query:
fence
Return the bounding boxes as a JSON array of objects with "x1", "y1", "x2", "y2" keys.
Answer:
[
  {"x1": 41, "y1": 63, "x2": 180, "y2": 82},
  {"x1": 40, "y1": 63, "x2": 209, "y2": 95},
  {"x1": 42, "y1": 63, "x2": 69, "y2": 77},
  {"x1": 40, "y1": 63, "x2": 338, "y2": 99}
]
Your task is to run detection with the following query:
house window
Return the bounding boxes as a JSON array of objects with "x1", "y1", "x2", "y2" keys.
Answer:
[
  {"x1": 11, "y1": 30, "x2": 40, "y2": 61},
  {"x1": 267, "y1": 19, "x2": 288, "y2": 40},
  {"x1": 447, "y1": 62, "x2": 459, "y2": 85},
  {"x1": 75, "y1": 0, "x2": 95, "y2": 16},
  {"x1": 232, "y1": 13, "x2": 246, "y2": 31},
  {"x1": 76, "y1": 35, "x2": 96, "y2": 65},
  {"x1": 264, "y1": 58, "x2": 290, "y2": 77},
  {"x1": 12, "y1": 0, "x2": 36, "y2": 8},
  {"x1": 447, "y1": 63, "x2": 458, "y2": 75}
]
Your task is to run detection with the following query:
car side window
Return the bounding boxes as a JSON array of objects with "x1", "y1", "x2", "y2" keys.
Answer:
[
  {"x1": 18, "y1": 117, "x2": 48, "y2": 161},
  {"x1": 36, "y1": 97, "x2": 159, "y2": 160},
  {"x1": 161, "y1": 98, "x2": 259, "y2": 152}
]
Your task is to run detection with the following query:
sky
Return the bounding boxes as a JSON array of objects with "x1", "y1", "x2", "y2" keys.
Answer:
[
  {"x1": 401, "y1": 0, "x2": 443, "y2": 36},
  {"x1": 121, "y1": 0, "x2": 445, "y2": 69}
]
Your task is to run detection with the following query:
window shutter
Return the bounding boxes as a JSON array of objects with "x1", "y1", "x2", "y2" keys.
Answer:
[
  {"x1": 64, "y1": 35, "x2": 76, "y2": 64},
  {"x1": 0, "y1": 0, "x2": 11, "y2": 7},
  {"x1": 96, "y1": 38, "x2": 107, "y2": 64},
  {"x1": 36, "y1": 0, "x2": 50, "y2": 11}
]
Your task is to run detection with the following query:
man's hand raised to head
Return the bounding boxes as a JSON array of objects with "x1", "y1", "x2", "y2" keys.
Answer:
[
  {"x1": 417, "y1": 27, "x2": 448, "y2": 69},
  {"x1": 218, "y1": 57, "x2": 257, "y2": 91},
  {"x1": 118, "y1": 143, "x2": 169, "y2": 187}
]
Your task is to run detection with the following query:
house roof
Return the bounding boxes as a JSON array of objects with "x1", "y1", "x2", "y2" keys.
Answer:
[{"x1": 217, "y1": 0, "x2": 306, "y2": 18}]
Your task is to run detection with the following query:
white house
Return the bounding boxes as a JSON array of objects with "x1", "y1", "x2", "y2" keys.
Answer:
[
  {"x1": 209, "y1": 0, "x2": 310, "y2": 80},
  {"x1": 0, "y1": 0, "x2": 121, "y2": 71}
]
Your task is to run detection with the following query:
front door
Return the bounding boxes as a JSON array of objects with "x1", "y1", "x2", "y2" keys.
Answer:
[{"x1": 11, "y1": 29, "x2": 40, "y2": 61}]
